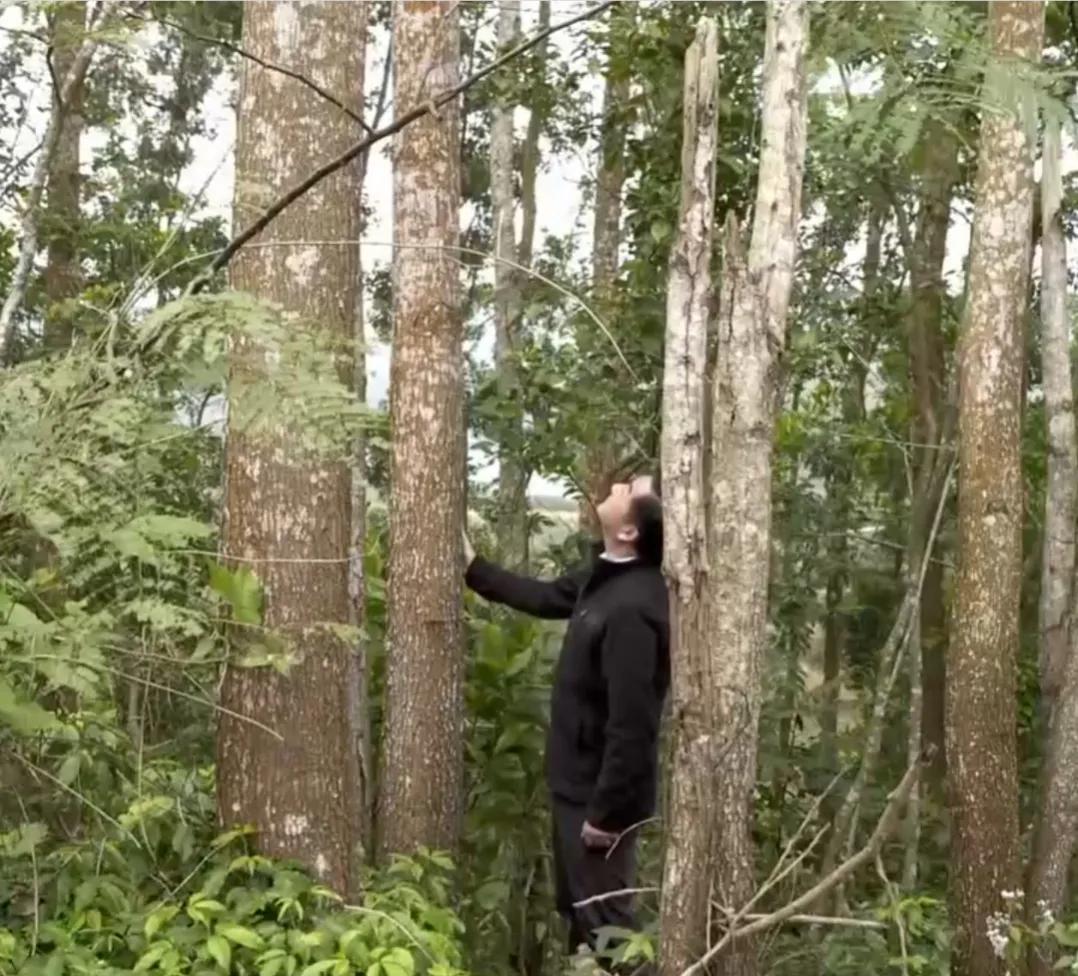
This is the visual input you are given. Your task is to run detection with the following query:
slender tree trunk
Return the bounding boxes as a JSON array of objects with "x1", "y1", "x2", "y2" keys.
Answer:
[
  {"x1": 906, "y1": 121, "x2": 959, "y2": 797},
  {"x1": 902, "y1": 120, "x2": 960, "y2": 888},
  {"x1": 42, "y1": 1, "x2": 85, "y2": 352},
  {"x1": 377, "y1": 0, "x2": 465, "y2": 859},
  {"x1": 708, "y1": 6, "x2": 807, "y2": 974},
  {"x1": 217, "y1": 1, "x2": 366, "y2": 895},
  {"x1": 348, "y1": 1, "x2": 372, "y2": 859},
  {"x1": 517, "y1": 0, "x2": 549, "y2": 273},
  {"x1": 658, "y1": 21, "x2": 720, "y2": 976},
  {"x1": 491, "y1": 0, "x2": 529, "y2": 569},
  {"x1": 580, "y1": 16, "x2": 629, "y2": 533},
  {"x1": 1026, "y1": 112, "x2": 1078, "y2": 976},
  {"x1": 0, "y1": 1, "x2": 113, "y2": 363},
  {"x1": 820, "y1": 209, "x2": 879, "y2": 804},
  {"x1": 947, "y1": 4, "x2": 1043, "y2": 974}
]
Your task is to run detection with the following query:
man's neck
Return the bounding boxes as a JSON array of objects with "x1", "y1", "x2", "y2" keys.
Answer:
[{"x1": 600, "y1": 536, "x2": 637, "y2": 562}]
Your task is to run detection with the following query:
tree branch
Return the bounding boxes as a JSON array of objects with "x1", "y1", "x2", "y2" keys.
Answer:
[
  {"x1": 125, "y1": 9, "x2": 371, "y2": 132},
  {"x1": 185, "y1": 0, "x2": 615, "y2": 296},
  {"x1": 679, "y1": 758, "x2": 923, "y2": 976}
]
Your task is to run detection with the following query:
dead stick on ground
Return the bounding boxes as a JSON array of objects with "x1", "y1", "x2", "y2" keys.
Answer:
[
  {"x1": 182, "y1": 0, "x2": 615, "y2": 298},
  {"x1": 679, "y1": 757, "x2": 923, "y2": 976}
]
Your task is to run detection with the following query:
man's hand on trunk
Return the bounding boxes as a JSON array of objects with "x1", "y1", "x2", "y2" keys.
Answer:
[{"x1": 581, "y1": 820, "x2": 618, "y2": 850}]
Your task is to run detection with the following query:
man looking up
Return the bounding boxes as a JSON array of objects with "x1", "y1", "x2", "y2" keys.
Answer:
[{"x1": 464, "y1": 473, "x2": 669, "y2": 958}]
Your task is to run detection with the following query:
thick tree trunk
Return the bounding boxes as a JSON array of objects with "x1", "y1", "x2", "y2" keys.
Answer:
[
  {"x1": 217, "y1": 1, "x2": 366, "y2": 895},
  {"x1": 907, "y1": 120, "x2": 959, "y2": 795},
  {"x1": 579, "y1": 17, "x2": 630, "y2": 533},
  {"x1": 658, "y1": 21, "x2": 720, "y2": 976},
  {"x1": 43, "y1": 1, "x2": 85, "y2": 352},
  {"x1": 708, "y1": 5, "x2": 807, "y2": 974},
  {"x1": 491, "y1": 0, "x2": 529, "y2": 569},
  {"x1": 377, "y1": 0, "x2": 465, "y2": 859},
  {"x1": 946, "y1": 4, "x2": 1043, "y2": 975},
  {"x1": 1026, "y1": 112, "x2": 1078, "y2": 976}
]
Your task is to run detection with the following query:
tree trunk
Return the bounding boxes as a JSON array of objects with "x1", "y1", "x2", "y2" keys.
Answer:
[
  {"x1": 658, "y1": 21, "x2": 720, "y2": 976},
  {"x1": 517, "y1": 0, "x2": 549, "y2": 273},
  {"x1": 579, "y1": 15, "x2": 630, "y2": 533},
  {"x1": 217, "y1": 1, "x2": 366, "y2": 895},
  {"x1": 906, "y1": 120, "x2": 959, "y2": 795},
  {"x1": 348, "y1": 0, "x2": 372, "y2": 860},
  {"x1": 377, "y1": 0, "x2": 466, "y2": 859},
  {"x1": 708, "y1": 5, "x2": 807, "y2": 974},
  {"x1": 491, "y1": 0, "x2": 529, "y2": 569},
  {"x1": 43, "y1": 1, "x2": 85, "y2": 352},
  {"x1": 1026, "y1": 111, "x2": 1078, "y2": 976},
  {"x1": 902, "y1": 119, "x2": 960, "y2": 887},
  {"x1": 947, "y1": 4, "x2": 1043, "y2": 975}
]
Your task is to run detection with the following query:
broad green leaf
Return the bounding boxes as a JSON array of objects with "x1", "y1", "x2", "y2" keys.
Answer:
[
  {"x1": 135, "y1": 943, "x2": 169, "y2": 972},
  {"x1": 144, "y1": 906, "x2": 179, "y2": 940},
  {"x1": 0, "y1": 676, "x2": 60, "y2": 734},
  {"x1": 206, "y1": 934, "x2": 231, "y2": 971},
  {"x1": 208, "y1": 562, "x2": 263, "y2": 625},
  {"x1": 218, "y1": 923, "x2": 265, "y2": 950},
  {"x1": 299, "y1": 960, "x2": 339, "y2": 976}
]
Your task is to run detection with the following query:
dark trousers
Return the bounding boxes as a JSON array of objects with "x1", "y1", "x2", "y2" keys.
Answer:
[{"x1": 551, "y1": 797, "x2": 639, "y2": 956}]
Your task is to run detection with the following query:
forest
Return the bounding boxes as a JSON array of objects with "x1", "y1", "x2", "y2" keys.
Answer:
[{"x1": 0, "y1": 0, "x2": 1075, "y2": 974}]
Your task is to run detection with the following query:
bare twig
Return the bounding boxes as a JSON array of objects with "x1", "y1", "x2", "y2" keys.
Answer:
[
  {"x1": 574, "y1": 886, "x2": 659, "y2": 909},
  {"x1": 0, "y1": 2, "x2": 117, "y2": 362},
  {"x1": 126, "y1": 9, "x2": 370, "y2": 131},
  {"x1": 680, "y1": 759, "x2": 922, "y2": 976},
  {"x1": 182, "y1": 0, "x2": 615, "y2": 296}
]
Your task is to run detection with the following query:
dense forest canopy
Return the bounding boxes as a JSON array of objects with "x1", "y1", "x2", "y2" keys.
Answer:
[{"x1": 0, "y1": 2, "x2": 1077, "y2": 975}]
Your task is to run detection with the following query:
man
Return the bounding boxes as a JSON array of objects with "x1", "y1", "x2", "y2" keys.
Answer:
[{"x1": 464, "y1": 473, "x2": 669, "y2": 959}]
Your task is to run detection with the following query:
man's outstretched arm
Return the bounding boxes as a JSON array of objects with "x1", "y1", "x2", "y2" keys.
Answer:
[{"x1": 464, "y1": 533, "x2": 582, "y2": 620}]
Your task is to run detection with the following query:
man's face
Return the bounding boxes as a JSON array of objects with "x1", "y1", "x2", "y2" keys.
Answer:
[{"x1": 596, "y1": 474, "x2": 655, "y2": 545}]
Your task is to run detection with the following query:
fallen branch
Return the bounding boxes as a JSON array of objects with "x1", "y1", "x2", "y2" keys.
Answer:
[
  {"x1": 0, "y1": 1, "x2": 116, "y2": 362},
  {"x1": 680, "y1": 758, "x2": 922, "y2": 976},
  {"x1": 185, "y1": 0, "x2": 615, "y2": 296}
]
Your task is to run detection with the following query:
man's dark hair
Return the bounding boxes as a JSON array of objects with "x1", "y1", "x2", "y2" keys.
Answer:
[{"x1": 629, "y1": 471, "x2": 663, "y2": 566}]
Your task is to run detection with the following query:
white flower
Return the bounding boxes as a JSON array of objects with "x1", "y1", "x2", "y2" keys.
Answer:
[{"x1": 987, "y1": 911, "x2": 1011, "y2": 959}]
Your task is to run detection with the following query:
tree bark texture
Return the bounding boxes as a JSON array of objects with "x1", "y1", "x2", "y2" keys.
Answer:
[
  {"x1": 907, "y1": 119, "x2": 959, "y2": 793},
  {"x1": 217, "y1": 1, "x2": 366, "y2": 895},
  {"x1": 707, "y1": 4, "x2": 807, "y2": 973},
  {"x1": 1027, "y1": 111, "x2": 1078, "y2": 976},
  {"x1": 377, "y1": 0, "x2": 466, "y2": 859},
  {"x1": 658, "y1": 20, "x2": 720, "y2": 976},
  {"x1": 491, "y1": 0, "x2": 529, "y2": 569},
  {"x1": 43, "y1": 1, "x2": 85, "y2": 352},
  {"x1": 946, "y1": 4, "x2": 1043, "y2": 975}
]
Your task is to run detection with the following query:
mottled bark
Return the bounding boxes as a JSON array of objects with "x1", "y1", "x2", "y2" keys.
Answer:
[
  {"x1": 217, "y1": 1, "x2": 366, "y2": 895},
  {"x1": 491, "y1": 0, "x2": 529, "y2": 569},
  {"x1": 377, "y1": 0, "x2": 465, "y2": 859},
  {"x1": 42, "y1": 1, "x2": 85, "y2": 352},
  {"x1": 580, "y1": 15, "x2": 630, "y2": 533},
  {"x1": 658, "y1": 21, "x2": 720, "y2": 976},
  {"x1": 707, "y1": 4, "x2": 808, "y2": 973},
  {"x1": 1027, "y1": 112, "x2": 1078, "y2": 976},
  {"x1": 946, "y1": 5, "x2": 1043, "y2": 975},
  {"x1": 517, "y1": 0, "x2": 549, "y2": 272}
]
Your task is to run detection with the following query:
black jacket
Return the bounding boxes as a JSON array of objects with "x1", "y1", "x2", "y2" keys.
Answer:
[{"x1": 465, "y1": 550, "x2": 670, "y2": 831}]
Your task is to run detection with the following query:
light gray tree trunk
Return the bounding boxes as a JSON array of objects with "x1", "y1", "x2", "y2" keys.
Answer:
[
  {"x1": 658, "y1": 20, "x2": 720, "y2": 976},
  {"x1": 946, "y1": 4, "x2": 1043, "y2": 974},
  {"x1": 377, "y1": 0, "x2": 466, "y2": 859},
  {"x1": 707, "y1": 5, "x2": 808, "y2": 972},
  {"x1": 491, "y1": 0, "x2": 529, "y2": 569},
  {"x1": 217, "y1": 0, "x2": 366, "y2": 895},
  {"x1": 1026, "y1": 109, "x2": 1078, "y2": 976}
]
